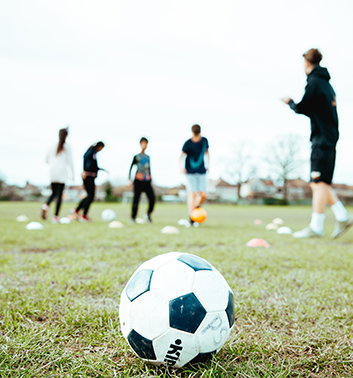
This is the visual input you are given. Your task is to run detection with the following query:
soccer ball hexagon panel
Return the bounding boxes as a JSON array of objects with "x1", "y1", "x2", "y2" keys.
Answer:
[{"x1": 119, "y1": 252, "x2": 235, "y2": 368}]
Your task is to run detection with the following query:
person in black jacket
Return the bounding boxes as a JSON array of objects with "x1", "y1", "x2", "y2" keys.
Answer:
[
  {"x1": 128, "y1": 137, "x2": 155, "y2": 223},
  {"x1": 282, "y1": 48, "x2": 352, "y2": 238},
  {"x1": 71, "y1": 141, "x2": 105, "y2": 222}
]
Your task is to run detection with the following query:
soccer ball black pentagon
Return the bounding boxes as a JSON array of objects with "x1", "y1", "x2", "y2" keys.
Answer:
[{"x1": 120, "y1": 252, "x2": 235, "y2": 368}]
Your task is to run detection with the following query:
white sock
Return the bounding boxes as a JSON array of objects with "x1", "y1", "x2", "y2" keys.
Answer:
[
  {"x1": 331, "y1": 201, "x2": 348, "y2": 222},
  {"x1": 310, "y1": 213, "x2": 325, "y2": 234}
]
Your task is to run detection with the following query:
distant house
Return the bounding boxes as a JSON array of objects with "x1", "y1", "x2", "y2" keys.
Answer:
[
  {"x1": 63, "y1": 185, "x2": 86, "y2": 202},
  {"x1": 332, "y1": 183, "x2": 353, "y2": 200},
  {"x1": 208, "y1": 178, "x2": 238, "y2": 201},
  {"x1": 285, "y1": 178, "x2": 312, "y2": 200},
  {"x1": 240, "y1": 178, "x2": 277, "y2": 199},
  {"x1": 22, "y1": 182, "x2": 42, "y2": 201}
]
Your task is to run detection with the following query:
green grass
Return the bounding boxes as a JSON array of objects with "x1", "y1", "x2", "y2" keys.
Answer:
[{"x1": 1, "y1": 202, "x2": 353, "y2": 377}]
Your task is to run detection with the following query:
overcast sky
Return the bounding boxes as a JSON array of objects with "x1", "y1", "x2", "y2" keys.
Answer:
[{"x1": 1, "y1": 0, "x2": 352, "y2": 187}]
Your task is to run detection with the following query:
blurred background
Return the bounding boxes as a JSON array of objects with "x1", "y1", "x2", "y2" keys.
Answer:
[{"x1": 1, "y1": 0, "x2": 352, "y2": 189}]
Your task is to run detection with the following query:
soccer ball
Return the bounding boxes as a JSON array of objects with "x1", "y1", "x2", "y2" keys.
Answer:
[
  {"x1": 119, "y1": 252, "x2": 235, "y2": 368},
  {"x1": 190, "y1": 208, "x2": 207, "y2": 224},
  {"x1": 101, "y1": 209, "x2": 116, "y2": 222}
]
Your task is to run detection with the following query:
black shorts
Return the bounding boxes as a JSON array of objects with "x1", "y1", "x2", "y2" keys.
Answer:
[{"x1": 310, "y1": 145, "x2": 336, "y2": 184}]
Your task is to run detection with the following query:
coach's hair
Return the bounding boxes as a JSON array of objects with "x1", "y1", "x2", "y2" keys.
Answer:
[
  {"x1": 303, "y1": 48, "x2": 323, "y2": 65},
  {"x1": 140, "y1": 137, "x2": 148, "y2": 144},
  {"x1": 90, "y1": 141, "x2": 105, "y2": 150},
  {"x1": 191, "y1": 124, "x2": 201, "y2": 135},
  {"x1": 56, "y1": 128, "x2": 68, "y2": 155}
]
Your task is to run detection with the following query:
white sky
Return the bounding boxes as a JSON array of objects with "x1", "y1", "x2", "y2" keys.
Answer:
[{"x1": 1, "y1": 0, "x2": 353, "y2": 187}]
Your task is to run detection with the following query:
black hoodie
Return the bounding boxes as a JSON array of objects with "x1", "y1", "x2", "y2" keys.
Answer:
[
  {"x1": 83, "y1": 147, "x2": 100, "y2": 174},
  {"x1": 288, "y1": 65, "x2": 339, "y2": 148}
]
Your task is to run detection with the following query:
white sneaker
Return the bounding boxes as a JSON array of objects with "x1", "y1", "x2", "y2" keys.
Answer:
[
  {"x1": 331, "y1": 214, "x2": 353, "y2": 239},
  {"x1": 292, "y1": 226, "x2": 323, "y2": 239},
  {"x1": 51, "y1": 216, "x2": 60, "y2": 224},
  {"x1": 143, "y1": 213, "x2": 152, "y2": 223}
]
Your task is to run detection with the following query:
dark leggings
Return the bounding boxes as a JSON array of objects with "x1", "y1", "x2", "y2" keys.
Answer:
[
  {"x1": 46, "y1": 183, "x2": 65, "y2": 216},
  {"x1": 132, "y1": 180, "x2": 155, "y2": 219},
  {"x1": 77, "y1": 176, "x2": 96, "y2": 215}
]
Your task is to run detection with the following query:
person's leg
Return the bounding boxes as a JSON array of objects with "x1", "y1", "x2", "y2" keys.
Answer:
[
  {"x1": 197, "y1": 192, "x2": 207, "y2": 207},
  {"x1": 83, "y1": 177, "x2": 95, "y2": 215},
  {"x1": 309, "y1": 182, "x2": 329, "y2": 234},
  {"x1": 145, "y1": 181, "x2": 155, "y2": 216},
  {"x1": 294, "y1": 146, "x2": 331, "y2": 238},
  {"x1": 76, "y1": 181, "x2": 88, "y2": 212},
  {"x1": 54, "y1": 184, "x2": 65, "y2": 216},
  {"x1": 327, "y1": 187, "x2": 348, "y2": 221},
  {"x1": 132, "y1": 181, "x2": 142, "y2": 219},
  {"x1": 47, "y1": 183, "x2": 58, "y2": 205},
  {"x1": 187, "y1": 192, "x2": 197, "y2": 215},
  {"x1": 195, "y1": 174, "x2": 207, "y2": 207},
  {"x1": 186, "y1": 174, "x2": 198, "y2": 215},
  {"x1": 328, "y1": 186, "x2": 353, "y2": 238}
]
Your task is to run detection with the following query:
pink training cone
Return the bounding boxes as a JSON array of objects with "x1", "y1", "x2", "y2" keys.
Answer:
[{"x1": 245, "y1": 238, "x2": 271, "y2": 248}]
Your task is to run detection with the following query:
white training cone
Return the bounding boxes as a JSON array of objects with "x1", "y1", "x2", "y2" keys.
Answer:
[
  {"x1": 108, "y1": 220, "x2": 124, "y2": 228},
  {"x1": 272, "y1": 218, "x2": 284, "y2": 226},
  {"x1": 266, "y1": 223, "x2": 278, "y2": 230},
  {"x1": 16, "y1": 214, "x2": 29, "y2": 222},
  {"x1": 177, "y1": 219, "x2": 191, "y2": 228},
  {"x1": 161, "y1": 226, "x2": 180, "y2": 234},
  {"x1": 277, "y1": 226, "x2": 293, "y2": 235},
  {"x1": 26, "y1": 222, "x2": 43, "y2": 230},
  {"x1": 135, "y1": 218, "x2": 145, "y2": 224},
  {"x1": 60, "y1": 217, "x2": 71, "y2": 224}
]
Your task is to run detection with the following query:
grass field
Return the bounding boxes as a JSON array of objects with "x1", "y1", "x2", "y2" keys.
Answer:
[{"x1": 1, "y1": 202, "x2": 353, "y2": 377}]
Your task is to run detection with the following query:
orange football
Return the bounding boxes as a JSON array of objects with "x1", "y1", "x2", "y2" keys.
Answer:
[{"x1": 190, "y1": 207, "x2": 207, "y2": 224}]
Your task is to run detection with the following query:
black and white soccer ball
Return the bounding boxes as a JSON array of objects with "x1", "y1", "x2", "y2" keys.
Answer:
[
  {"x1": 119, "y1": 252, "x2": 235, "y2": 368},
  {"x1": 101, "y1": 209, "x2": 116, "y2": 222}
]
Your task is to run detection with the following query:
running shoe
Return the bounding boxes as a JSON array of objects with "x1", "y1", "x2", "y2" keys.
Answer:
[
  {"x1": 331, "y1": 214, "x2": 353, "y2": 239},
  {"x1": 41, "y1": 204, "x2": 49, "y2": 220},
  {"x1": 143, "y1": 213, "x2": 152, "y2": 223},
  {"x1": 68, "y1": 209, "x2": 80, "y2": 221},
  {"x1": 129, "y1": 218, "x2": 136, "y2": 224},
  {"x1": 292, "y1": 226, "x2": 323, "y2": 239},
  {"x1": 80, "y1": 214, "x2": 92, "y2": 223},
  {"x1": 51, "y1": 216, "x2": 60, "y2": 224}
]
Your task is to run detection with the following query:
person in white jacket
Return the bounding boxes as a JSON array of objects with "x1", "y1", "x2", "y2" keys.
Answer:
[{"x1": 41, "y1": 128, "x2": 74, "y2": 223}]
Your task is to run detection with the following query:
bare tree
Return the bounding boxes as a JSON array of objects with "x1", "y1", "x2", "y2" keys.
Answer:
[
  {"x1": 223, "y1": 141, "x2": 257, "y2": 198},
  {"x1": 264, "y1": 134, "x2": 304, "y2": 202}
]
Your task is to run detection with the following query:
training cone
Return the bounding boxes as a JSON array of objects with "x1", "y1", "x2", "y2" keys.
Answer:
[
  {"x1": 60, "y1": 217, "x2": 71, "y2": 224},
  {"x1": 245, "y1": 238, "x2": 271, "y2": 247},
  {"x1": 253, "y1": 219, "x2": 263, "y2": 225},
  {"x1": 277, "y1": 226, "x2": 292, "y2": 235},
  {"x1": 177, "y1": 219, "x2": 191, "y2": 228},
  {"x1": 161, "y1": 226, "x2": 180, "y2": 234},
  {"x1": 16, "y1": 214, "x2": 28, "y2": 222},
  {"x1": 108, "y1": 220, "x2": 124, "y2": 229},
  {"x1": 272, "y1": 218, "x2": 284, "y2": 225},
  {"x1": 26, "y1": 222, "x2": 43, "y2": 230},
  {"x1": 266, "y1": 223, "x2": 278, "y2": 230},
  {"x1": 190, "y1": 207, "x2": 207, "y2": 224}
]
